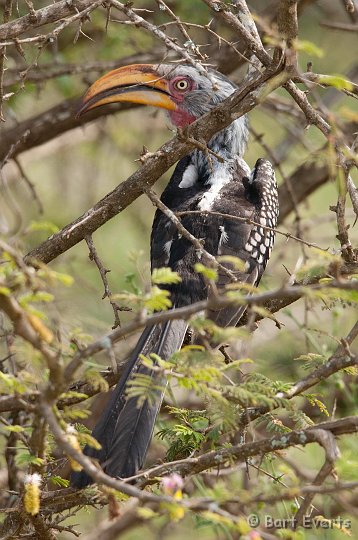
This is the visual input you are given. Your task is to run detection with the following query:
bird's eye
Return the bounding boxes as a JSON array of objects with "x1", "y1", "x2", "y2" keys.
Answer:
[{"x1": 174, "y1": 78, "x2": 189, "y2": 91}]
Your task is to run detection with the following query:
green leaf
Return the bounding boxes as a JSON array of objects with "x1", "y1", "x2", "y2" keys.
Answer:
[
  {"x1": 152, "y1": 267, "x2": 182, "y2": 285},
  {"x1": 189, "y1": 316, "x2": 248, "y2": 345},
  {"x1": 15, "y1": 452, "x2": 44, "y2": 467},
  {"x1": 84, "y1": 369, "x2": 109, "y2": 393},
  {"x1": 126, "y1": 373, "x2": 165, "y2": 408},
  {"x1": 137, "y1": 507, "x2": 158, "y2": 519},
  {"x1": 27, "y1": 220, "x2": 59, "y2": 234},
  {"x1": 50, "y1": 475, "x2": 70, "y2": 488},
  {"x1": 77, "y1": 432, "x2": 102, "y2": 450},
  {"x1": 306, "y1": 396, "x2": 330, "y2": 416},
  {"x1": 124, "y1": 272, "x2": 141, "y2": 294},
  {"x1": 0, "y1": 286, "x2": 10, "y2": 296},
  {"x1": 0, "y1": 372, "x2": 27, "y2": 394},
  {"x1": 294, "y1": 353, "x2": 325, "y2": 363},
  {"x1": 50, "y1": 271, "x2": 74, "y2": 286},
  {"x1": 217, "y1": 255, "x2": 246, "y2": 271},
  {"x1": 145, "y1": 286, "x2": 172, "y2": 312},
  {"x1": 310, "y1": 287, "x2": 358, "y2": 304},
  {"x1": 60, "y1": 391, "x2": 89, "y2": 400},
  {"x1": 294, "y1": 39, "x2": 324, "y2": 57},
  {"x1": 2, "y1": 425, "x2": 25, "y2": 433},
  {"x1": 19, "y1": 291, "x2": 54, "y2": 307},
  {"x1": 221, "y1": 358, "x2": 254, "y2": 371},
  {"x1": 251, "y1": 306, "x2": 282, "y2": 327},
  {"x1": 317, "y1": 74, "x2": 353, "y2": 91},
  {"x1": 37, "y1": 268, "x2": 74, "y2": 286},
  {"x1": 157, "y1": 420, "x2": 205, "y2": 460},
  {"x1": 194, "y1": 263, "x2": 218, "y2": 281},
  {"x1": 62, "y1": 406, "x2": 92, "y2": 420}
]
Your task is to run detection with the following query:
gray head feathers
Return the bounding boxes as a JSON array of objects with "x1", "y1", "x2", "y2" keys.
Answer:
[{"x1": 157, "y1": 64, "x2": 249, "y2": 159}]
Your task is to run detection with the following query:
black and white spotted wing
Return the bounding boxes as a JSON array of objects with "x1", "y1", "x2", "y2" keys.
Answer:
[{"x1": 207, "y1": 158, "x2": 278, "y2": 327}]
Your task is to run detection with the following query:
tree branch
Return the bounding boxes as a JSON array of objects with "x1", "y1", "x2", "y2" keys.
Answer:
[
  {"x1": 0, "y1": 0, "x2": 102, "y2": 40},
  {"x1": 134, "y1": 416, "x2": 358, "y2": 480},
  {"x1": 0, "y1": 98, "x2": 139, "y2": 164},
  {"x1": 280, "y1": 344, "x2": 358, "y2": 400}
]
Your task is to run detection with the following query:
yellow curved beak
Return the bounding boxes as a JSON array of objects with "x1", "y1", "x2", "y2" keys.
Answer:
[{"x1": 76, "y1": 63, "x2": 177, "y2": 118}]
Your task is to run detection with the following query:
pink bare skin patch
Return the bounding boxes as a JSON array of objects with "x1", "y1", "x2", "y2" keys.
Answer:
[{"x1": 168, "y1": 109, "x2": 196, "y2": 128}]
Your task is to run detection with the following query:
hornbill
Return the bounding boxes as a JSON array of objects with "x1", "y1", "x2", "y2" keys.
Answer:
[{"x1": 72, "y1": 64, "x2": 278, "y2": 488}]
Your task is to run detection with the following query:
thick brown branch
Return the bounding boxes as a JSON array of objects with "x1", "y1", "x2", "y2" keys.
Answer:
[
  {"x1": 136, "y1": 416, "x2": 358, "y2": 480},
  {"x1": 1, "y1": 267, "x2": 356, "y2": 415},
  {"x1": 0, "y1": 99, "x2": 138, "y2": 164},
  {"x1": 41, "y1": 400, "x2": 358, "y2": 508},
  {"x1": 277, "y1": 0, "x2": 298, "y2": 64},
  {"x1": 0, "y1": 0, "x2": 101, "y2": 40},
  {"x1": 204, "y1": 0, "x2": 333, "y2": 137}
]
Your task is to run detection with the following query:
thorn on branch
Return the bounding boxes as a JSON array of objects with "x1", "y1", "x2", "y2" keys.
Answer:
[
  {"x1": 136, "y1": 145, "x2": 164, "y2": 164},
  {"x1": 24, "y1": 0, "x2": 38, "y2": 24},
  {"x1": 343, "y1": 0, "x2": 355, "y2": 13}
]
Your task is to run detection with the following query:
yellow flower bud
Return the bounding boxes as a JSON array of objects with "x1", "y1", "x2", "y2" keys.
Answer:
[
  {"x1": 66, "y1": 425, "x2": 83, "y2": 472},
  {"x1": 174, "y1": 489, "x2": 183, "y2": 500},
  {"x1": 24, "y1": 473, "x2": 42, "y2": 516},
  {"x1": 161, "y1": 475, "x2": 185, "y2": 522},
  {"x1": 170, "y1": 490, "x2": 185, "y2": 521}
]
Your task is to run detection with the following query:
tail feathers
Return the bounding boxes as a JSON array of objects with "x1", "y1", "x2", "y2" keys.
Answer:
[
  {"x1": 71, "y1": 319, "x2": 187, "y2": 488},
  {"x1": 104, "y1": 319, "x2": 187, "y2": 478}
]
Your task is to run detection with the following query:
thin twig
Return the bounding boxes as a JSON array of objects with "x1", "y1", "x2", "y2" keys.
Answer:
[
  {"x1": 85, "y1": 235, "x2": 130, "y2": 329},
  {"x1": 320, "y1": 21, "x2": 358, "y2": 31},
  {"x1": 176, "y1": 210, "x2": 328, "y2": 251},
  {"x1": 0, "y1": 0, "x2": 13, "y2": 121}
]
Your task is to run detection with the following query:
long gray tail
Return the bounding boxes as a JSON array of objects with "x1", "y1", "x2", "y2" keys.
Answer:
[{"x1": 71, "y1": 319, "x2": 187, "y2": 488}]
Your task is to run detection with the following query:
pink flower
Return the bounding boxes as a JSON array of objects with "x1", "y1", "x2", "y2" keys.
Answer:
[{"x1": 161, "y1": 473, "x2": 184, "y2": 494}]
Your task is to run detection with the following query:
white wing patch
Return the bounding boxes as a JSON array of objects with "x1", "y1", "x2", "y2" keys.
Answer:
[
  {"x1": 218, "y1": 225, "x2": 229, "y2": 253},
  {"x1": 179, "y1": 164, "x2": 198, "y2": 188},
  {"x1": 164, "y1": 240, "x2": 172, "y2": 256},
  {"x1": 198, "y1": 165, "x2": 232, "y2": 211}
]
